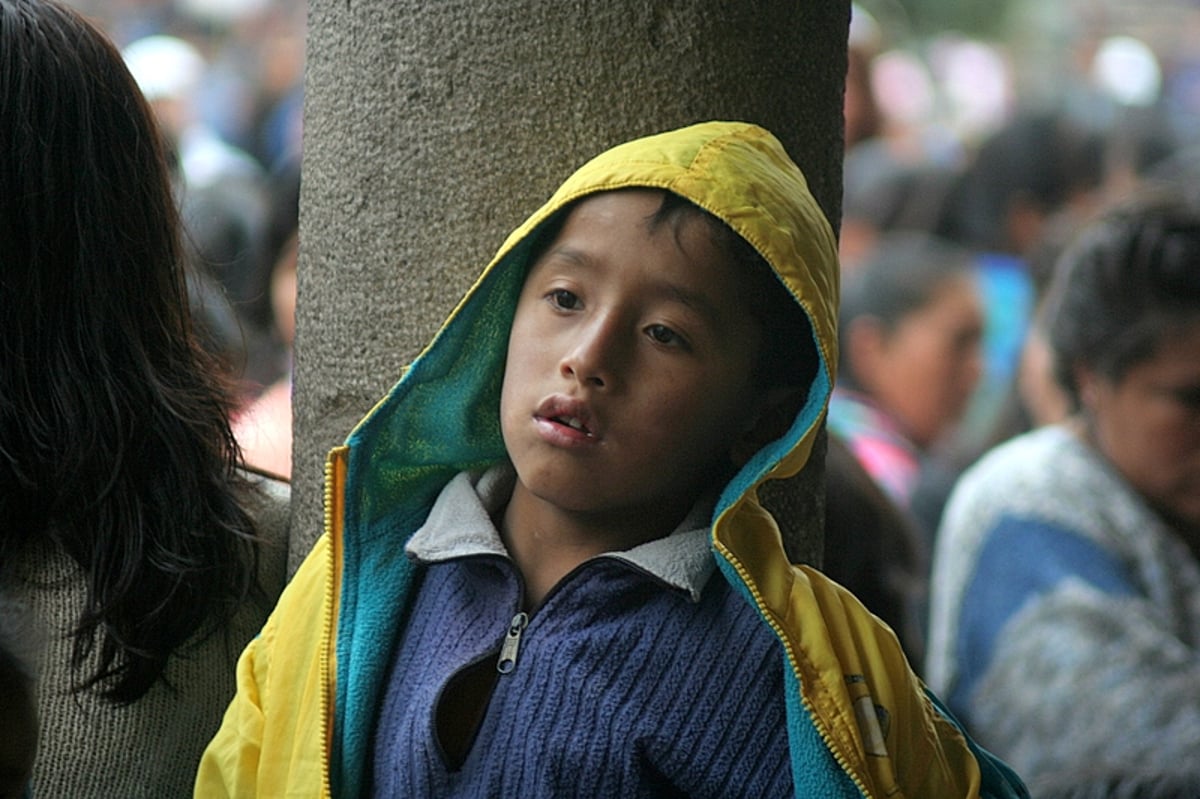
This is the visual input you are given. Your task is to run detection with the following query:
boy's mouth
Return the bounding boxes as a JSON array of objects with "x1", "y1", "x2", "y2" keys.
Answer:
[
  {"x1": 535, "y1": 396, "x2": 597, "y2": 438},
  {"x1": 552, "y1": 415, "x2": 591, "y2": 434}
]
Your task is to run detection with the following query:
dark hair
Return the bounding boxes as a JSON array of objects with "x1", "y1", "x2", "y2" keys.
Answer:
[
  {"x1": 837, "y1": 231, "x2": 974, "y2": 391},
  {"x1": 0, "y1": 599, "x2": 39, "y2": 790},
  {"x1": 1043, "y1": 187, "x2": 1200, "y2": 410},
  {"x1": 0, "y1": 0, "x2": 261, "y2": 703},
  {"x1": 935, "y1": 110, "x2": 1103, "y2": 253},
  {"x1": 0, "y1": 599, "x2": 38, "y2": 691},
  {"x1": 842, "y1": 153, "x2": 957, "y2": 235}
]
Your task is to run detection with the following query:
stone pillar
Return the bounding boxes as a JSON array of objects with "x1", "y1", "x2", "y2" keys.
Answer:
[{"x1": 292, "y1": 0, "x2": 850, "y2": 571}]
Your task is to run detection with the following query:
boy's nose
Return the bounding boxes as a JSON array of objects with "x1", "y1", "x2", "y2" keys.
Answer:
[{"x1": 560, "y1": 315, "x2": 624, "y2": 389}]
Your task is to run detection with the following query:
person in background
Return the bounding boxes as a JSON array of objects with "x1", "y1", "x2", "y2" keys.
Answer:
[
  {"x1": 838, "y1": 155, "x2": 958, "y2": 276},
  {"x1": 822, "y1": 434, "x2": 929, "y2": 665},
  {"x1": 843, "y1": 3, "x2": 883, "y2": 154},
  {"x1": 926, "y1": 186, "x2": 1200, "y2": 789},
  {"x1": 122, "y1": 32, "x2": 284, "y2": 405},
  {"x1": 828, "y1": 230, "x2": 985, "y2": 542},
  {"x1": 120, "y1": 32, "x2": 264, "y2": 193},
  {"x1": 981, "y1": 106, "x2": 1184, "y2": 452},
  {"x1": 932, "y1": 110, "x2": 1105, "y2": 461},
  {"x1": 0, "y1": 1, "x2": 289, "y2": 795}
]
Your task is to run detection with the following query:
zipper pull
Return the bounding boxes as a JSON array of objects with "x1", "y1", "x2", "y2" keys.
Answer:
[{"x1": 496, "y1": 612, "x2": 528, "y2": 674}]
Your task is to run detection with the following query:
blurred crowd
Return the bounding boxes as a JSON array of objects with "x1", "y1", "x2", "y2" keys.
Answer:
[
  {"x1": 828, "y1": 3, "x2": 1200, "y2": 795},
  {"x1": 65, "y1": 0, "x2": 305, "y2": 478},
  {"x1": 66, "y1": 0, "x2": 305, "y2": 174},
  {"x1": 832, "y1": 0, "x2": 1200, "y2": 611}
]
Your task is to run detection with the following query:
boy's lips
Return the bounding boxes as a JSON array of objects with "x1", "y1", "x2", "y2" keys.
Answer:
[{"x1": 533, "y1": 396, "x2": 598, "y2": 438}]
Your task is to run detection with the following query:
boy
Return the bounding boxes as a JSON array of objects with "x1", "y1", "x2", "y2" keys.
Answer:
[{"x1": 197, "y1": 121, "x2": 1027, "y2": 797}]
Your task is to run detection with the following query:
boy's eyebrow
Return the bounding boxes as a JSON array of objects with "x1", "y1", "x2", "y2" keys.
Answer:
[
  {"x1": 541, "y1": 245, "x2": 590, "y2": 270},
  {"x1": 658, "y1": 282, "x2": 724, "y2": 326},
  {"x1": 537, "y1": 244, "x2": 730, "y2": 327}
]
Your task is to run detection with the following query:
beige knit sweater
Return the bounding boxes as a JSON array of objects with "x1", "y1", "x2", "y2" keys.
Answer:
[{"x1": 1, "y1": 472, "x2": 290, "y2": 799}]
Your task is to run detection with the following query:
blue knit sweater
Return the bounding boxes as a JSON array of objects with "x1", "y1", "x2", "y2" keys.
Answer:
[{"x1": 368, "y1": 469, "x2": 830, "y2": 797}]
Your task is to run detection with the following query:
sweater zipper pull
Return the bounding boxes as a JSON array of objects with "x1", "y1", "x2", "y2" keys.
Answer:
[{"x1": 496, "y1": 612, "x2": 528, "y2": 675}]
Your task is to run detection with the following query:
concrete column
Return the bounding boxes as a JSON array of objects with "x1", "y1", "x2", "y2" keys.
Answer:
[{"x1": 292, "y1": 0, "x2": 850, "y2": 571}]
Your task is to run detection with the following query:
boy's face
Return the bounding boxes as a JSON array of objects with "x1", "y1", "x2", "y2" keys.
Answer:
[{"x1": 500, "y1": 190, "x2": 769, "y2": 530}]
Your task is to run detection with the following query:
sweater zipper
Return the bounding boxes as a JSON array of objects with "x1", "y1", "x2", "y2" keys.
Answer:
[
  {"x1": 489, "y1": 557, "x2": 668, "y2": 676},
  {"x1": 496, "y1": 611, "x2": 529, "y2": 674},
  {"x1": 489, "y1": 558, "x2": 593, "y2": 676}
]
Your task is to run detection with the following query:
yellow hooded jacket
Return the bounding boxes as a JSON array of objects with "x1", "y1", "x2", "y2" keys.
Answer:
[{"x1": 196, "y1": 121, "x2": 1027, "y2": 798}]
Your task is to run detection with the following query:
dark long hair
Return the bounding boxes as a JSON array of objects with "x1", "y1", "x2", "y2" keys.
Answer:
[{"x1": 0, "y1": 0, "x2": 261, "y2": 703}]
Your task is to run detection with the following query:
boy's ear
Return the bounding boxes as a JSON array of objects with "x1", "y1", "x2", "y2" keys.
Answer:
[{"x1": 729, "y1": 386, "x2": 807, "y2": 467}]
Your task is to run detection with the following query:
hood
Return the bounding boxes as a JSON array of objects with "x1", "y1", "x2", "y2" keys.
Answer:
[{"x1": 341, "y1": 120, "x2": 838, "y2": 555}]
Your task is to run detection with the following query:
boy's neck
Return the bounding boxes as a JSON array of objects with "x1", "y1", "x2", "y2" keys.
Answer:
[{"x1": 499, "y1": 481, "x2": 688, "y2": 610}]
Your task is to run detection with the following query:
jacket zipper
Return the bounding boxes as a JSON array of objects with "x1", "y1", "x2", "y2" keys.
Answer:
[
  {"x1": 714, "y1": 540, "x2": 874, "y2": 799},
  {"x1": 320, "y1": 446, "x2": 350, "y2": 799},
  {"x1": 496, "y1": 611, "x2": 529, "y2": 674}
]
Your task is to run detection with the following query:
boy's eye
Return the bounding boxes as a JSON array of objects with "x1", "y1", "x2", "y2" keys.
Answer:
[
  {"x1": 645, "y1": 324, "x2": 683, "y2": 347},
  {"x1": 547, "y1": 289, "x2": 580, "y2": 310}
]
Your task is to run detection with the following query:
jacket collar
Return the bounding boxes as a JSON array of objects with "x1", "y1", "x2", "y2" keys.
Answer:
[{"x1": 406, "y1": 465, "x2": 716, "y2": 602}]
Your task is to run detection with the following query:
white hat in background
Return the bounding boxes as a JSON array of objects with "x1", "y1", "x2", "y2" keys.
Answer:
[{"x1": 121, "y1": 35, "x2": 205, "y2": 102}]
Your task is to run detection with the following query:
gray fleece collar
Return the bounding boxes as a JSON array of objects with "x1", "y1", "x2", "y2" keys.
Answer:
[{"x1": 405, "y1": 465, "x2": 715, "y2": 602}]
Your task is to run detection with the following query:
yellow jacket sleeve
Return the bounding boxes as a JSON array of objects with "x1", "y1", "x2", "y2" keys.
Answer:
[{"x1": 194, "y1": 535, "x2": 337, "y2": 799}]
